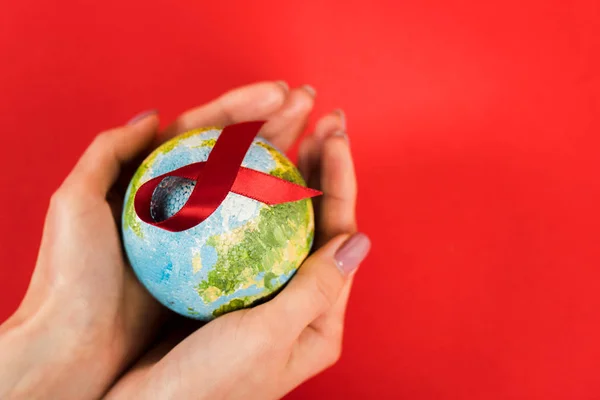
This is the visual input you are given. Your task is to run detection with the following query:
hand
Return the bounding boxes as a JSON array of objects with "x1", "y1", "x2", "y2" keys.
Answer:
[{"x1": 0, "y1": 82, "x2": 371, "y2": 400}]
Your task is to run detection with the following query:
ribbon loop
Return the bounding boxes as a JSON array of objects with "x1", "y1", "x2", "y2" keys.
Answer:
[{"x1": 134, "y1": 121, "x2": 321, "y2": 232}]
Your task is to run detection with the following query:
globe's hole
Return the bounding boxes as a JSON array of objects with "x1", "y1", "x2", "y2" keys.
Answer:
[{"x1": 150, "y1": 176, "x2": 196, "y2": 222}]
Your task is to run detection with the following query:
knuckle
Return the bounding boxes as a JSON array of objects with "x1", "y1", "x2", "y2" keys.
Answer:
[
  {"x1": 90, "y1": 131, "x2": 113, "y2": 152},
  {"x1": 49, "y1": 187, "x2": 77, "y2": 212},
  {"x1": 327, "y1": 319, "x2": 345, "y2": 343},
  {"x1": 252, "y1": 84, "x2": 287, "y2": 111},
  {"x1": 253, "y1": 326, "x2": 275, "y2": 350},
  {"x1": 243, "y1": 315, "x2": 276, "y2": 352},
  {"x1": 299, "y1": 275, "x2": 334, "y2": 315},
  {"x1": 268, "y1": 81, "x2": 288, "y2": 101},
  {"x1": 295, "y1": 90, "x2": 315, "y2": 111},
  {"x1": 48, "y1": 188, "x2": 63, "y2": 207},
  {"x1": 323, "y1": 339, "x2": 343, "y2": 368},
  {"x1": 49, "y1": 182, "x2": 91, "y2": 216},
  {"x1": 304, "y1": 272, "x2": 338, "y2": 313}
]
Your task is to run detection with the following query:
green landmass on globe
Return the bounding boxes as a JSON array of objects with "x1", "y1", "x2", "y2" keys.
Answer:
[{"x1": 121, "y1": 127, "x2": 314, "y2": 320}]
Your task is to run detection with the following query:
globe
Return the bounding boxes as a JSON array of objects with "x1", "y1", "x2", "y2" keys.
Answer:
[{"x1": 122, "y1": 127, "x2": 314, "y2": 320}]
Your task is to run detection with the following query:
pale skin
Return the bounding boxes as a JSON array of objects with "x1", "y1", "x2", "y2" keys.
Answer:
[{"x1": 0, "y1": 82, "x2": 371, "y2": 399}]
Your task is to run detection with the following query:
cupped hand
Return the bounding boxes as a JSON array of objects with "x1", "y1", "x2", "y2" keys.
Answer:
[{"x1": 0, "y1": 82, "x2": 371, "y2": 400}]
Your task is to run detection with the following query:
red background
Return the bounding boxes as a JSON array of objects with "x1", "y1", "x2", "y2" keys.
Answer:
[{"x1": 1, "y1": 1, "x2": 599, "y2": 398}]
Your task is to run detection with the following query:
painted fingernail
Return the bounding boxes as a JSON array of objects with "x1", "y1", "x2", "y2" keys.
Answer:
[
  {"x1": 335, "y1": 233, "x2": 371, "y2": 275},
  {"x1": 333, "y1": 109, "x2": 346, "y2": 130},
  {"x1": 302, "y1": 84, "x2": 317, "y2": 97},
  {"x1": 127, "y1": 109, "x2": 158, "y2": 126},
  {"x1": 275, "y1": 80, "x2": 289, "y2": 92}
]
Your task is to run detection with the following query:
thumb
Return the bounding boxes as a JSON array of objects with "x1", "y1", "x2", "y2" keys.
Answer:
[
  {"x1": 259, "y1": 232, "x2": 371, "y2": 341},
  {"x1": 63, "y1": 110, "x2": 159, "y2": 197}
]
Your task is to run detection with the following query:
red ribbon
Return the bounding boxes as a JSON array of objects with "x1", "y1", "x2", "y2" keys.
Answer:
[{"x1": 134, "y1": 120, "x2": 322, "y2": 232}]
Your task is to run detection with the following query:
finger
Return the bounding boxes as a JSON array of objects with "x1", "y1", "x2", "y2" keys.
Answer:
[
  {"x1": 159, "y1": 81, "x2": 289, "y2": 145},
  {"x1": 297, "y1": 109, "x2": 345, "y2": 184},
  {"x1": 284, "y1": 235, "x2": 369, "y2": 381},
  {"x1": 284, "y1": 290, "x2": 348, "y2": 382},
  {"x1": 316, "y1": 132, "x2": 358, "y2": 245},
  {"x1": 256, "y1": 233, "x2": 371, "y2": 342},
  {"x1": 64, "y1": 112, "x2": 159, "y2": 197},
  {"x1": 104, "y1": 319, "x2": 194, "y2": 399},
  {"x1": 297, "y1": 136, "x2": 318, "y2": 183},
  {"x1": 286, "y1": 278, "x2": 355, "y2": 382},
  {"x1": 324, "y1": 276, "x2": 354, "y2": 331},
  {"x1": 304, "y1": 276, "x2": 354, "y2": 350},
  {"x1": 260, "y1": 85, "x2": 316, "y2": 151},
  {"x1": 314, "y1": 109, "x2": 345, "y2": 139}
]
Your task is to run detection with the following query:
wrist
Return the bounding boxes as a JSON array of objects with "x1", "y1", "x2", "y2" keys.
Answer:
[{"x1": 0, "y1": 304, "x2": 117, "y2": 400}]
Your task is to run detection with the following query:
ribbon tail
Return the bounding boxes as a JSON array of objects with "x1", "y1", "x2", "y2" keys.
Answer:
[{"x1": 232, "y1": 168, "x2": 322, "y2": 205}]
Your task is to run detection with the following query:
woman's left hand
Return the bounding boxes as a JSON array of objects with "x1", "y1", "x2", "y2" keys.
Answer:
[{"x1": 0, "y1": 82, "x2": 370, "y2": 400}]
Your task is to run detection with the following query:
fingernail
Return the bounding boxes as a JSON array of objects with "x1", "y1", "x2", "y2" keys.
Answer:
[
  {"x1": 302, "y1": 84, "x2": 316, "y2": 97},
  {"x1": 335, "y1": 233, "x2": 371, "y2": 275},
  {"x1": 275, "y1": 80, "x2": 289, "y2": 92},
  {"x1": 127, "y1": 109, "x2": 158, "y2": 126},
  {"x1": 329, "y1": 130, "x2": 349, "y2": 144},
  {"x1": 333, "y1": 109, "x2": 346, "y2": 130}
]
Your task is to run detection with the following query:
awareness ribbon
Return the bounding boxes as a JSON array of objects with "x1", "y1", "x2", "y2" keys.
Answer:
[{"x1": 134, "y1": 120, "x2": 322, "y2": 232}]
